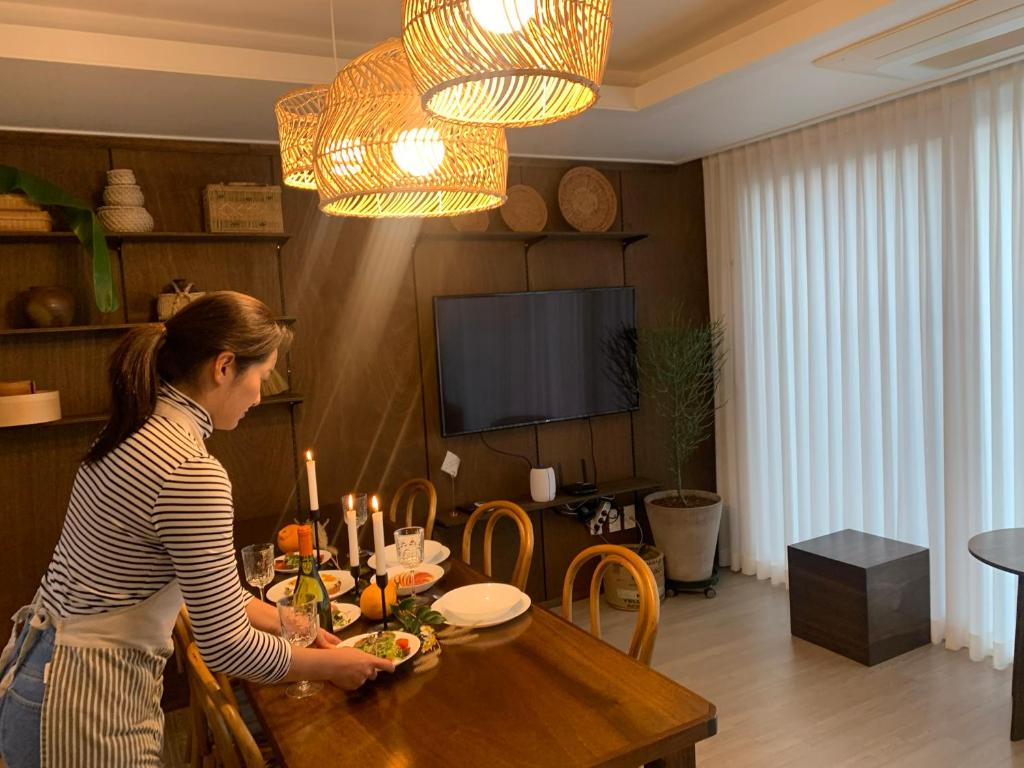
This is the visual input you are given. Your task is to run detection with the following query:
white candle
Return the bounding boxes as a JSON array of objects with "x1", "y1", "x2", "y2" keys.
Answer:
[
  {"x1": 371, "y1": 497, "x2": 386, "y2": 576},
  {"x1": 346, "y1": 509, "x2": 359, "y2": 570},
  {"x1": 304, "y1": 450, "x2": 319, "y2": 512}
]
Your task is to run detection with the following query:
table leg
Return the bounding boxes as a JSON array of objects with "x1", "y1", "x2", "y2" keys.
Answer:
[
  {"x1": 1014, "y1": 575, "x2": 1024, "y2": 741},
  {"x1": 645, "y1": 745, "x2": 696, "y2": 768}
]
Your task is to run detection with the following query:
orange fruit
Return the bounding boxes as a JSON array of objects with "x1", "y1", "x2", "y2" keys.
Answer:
[
  {"x1": 359, "y1": 580, "x2": 398, "y2": 621},
  {"x1": 276, "y1": 524, "x2": 300, "y2": 554}
]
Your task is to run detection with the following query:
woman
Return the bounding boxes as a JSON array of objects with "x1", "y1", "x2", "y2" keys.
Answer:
[{"x1": 0, "y1": 291, "x2": 393, "y2": 767}]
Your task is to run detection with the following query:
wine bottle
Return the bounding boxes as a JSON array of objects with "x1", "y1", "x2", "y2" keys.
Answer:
[{"x1": 293, "y1": 524, "x2": 332, "y2": 632}]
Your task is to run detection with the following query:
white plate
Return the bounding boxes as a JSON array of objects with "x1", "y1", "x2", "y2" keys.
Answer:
[
  {"x1": 432, "y1": 592, "x2": 532, "y2": 629},
  {"x1": 266, "y1": 570, "x2": 354, "y2": 603},
  {"x1": 330, "y1": 601, "x2": 361, "y2": 632},
  {"x1": 339, "y1": 631, "x2": 420, "y2": 666},
  {"x1": 273, "y1": 549, "x2": 332, "y2": 574},
  {"x1": 367, "y1": 540, "x2": 450, "y2": 571},
  {"x1": 441, "y1": 583, "x2": 523, "y2": 622},
  {"x1": 387, "y1": 563, "x2": 445, "y2": 595}
]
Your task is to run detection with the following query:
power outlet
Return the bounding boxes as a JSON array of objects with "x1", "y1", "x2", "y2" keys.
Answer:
[
  {"x1": 624, "y1": 504, "x2": 636, "y2": 530},
  {"x1": 608, "y1": 509, "x2": 622, "y2": 533}
]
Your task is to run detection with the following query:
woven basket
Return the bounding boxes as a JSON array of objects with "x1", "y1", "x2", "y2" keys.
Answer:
[
  {"x1": 203, "y1": 183, "x2": 283, "y2": 233},
  {"x1": 103, "y1": 184, "x2": 145, "y2": 207},
  {"x1": 0, "y1": 193, "x2": 42, "y2": 212},
  {"x1": 500, "y1": 185, "x2": 547, "y2": 232},
  {"x1": 558, "y1": 166, "x2": 617, "y2": 232},
  {"x1": 97, "y1": 206, "x2": 154, "y2": 233},
  {"x1": 107, "y1": 169, "x2": 137, "y2": 186},
  {"x1": 0, "y1": 210, "x2": 53, "y2": 232}
]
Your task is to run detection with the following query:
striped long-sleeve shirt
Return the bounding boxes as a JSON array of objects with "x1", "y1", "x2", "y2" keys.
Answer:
[{"x1": 38, "y1": 383, "x2": 290, "y2": 683}]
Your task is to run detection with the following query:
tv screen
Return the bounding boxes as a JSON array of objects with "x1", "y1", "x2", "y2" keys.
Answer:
[{"x1": 434, "y1": 287, "x2": 638, "y2": 436}]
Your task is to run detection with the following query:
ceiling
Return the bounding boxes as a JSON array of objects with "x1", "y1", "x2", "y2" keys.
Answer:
[{"x1": 0, "y1": 0, "x2": 1017, "y2": 162}]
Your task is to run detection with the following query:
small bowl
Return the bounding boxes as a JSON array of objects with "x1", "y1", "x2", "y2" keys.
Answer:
[
  {"x1": 387, "y1": 562, "x2": 445, "y2": 595},
  {"x1": 441, "y1": 583, "x2": 522, "y2": 622},
  {"x1": 103, "y1": 184, "x2": 144, "y2": 207}
]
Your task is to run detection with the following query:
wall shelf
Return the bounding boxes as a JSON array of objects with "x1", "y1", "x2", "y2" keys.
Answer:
[
  {"x1": 17, "y1": 393, "x2": 305, "y2": 429},
  {"x1": 0, "y1": 232, "x2": 290, "y2": 246},
  {"x1": 417, "y1": 231, "x2": 648, "y2": 247},
  {"x1": 433, "y1": 475, "x2": 660, "y2": 529},
  {"x1": 0, "y1": 316, "x2": 296, "y2": 338}
]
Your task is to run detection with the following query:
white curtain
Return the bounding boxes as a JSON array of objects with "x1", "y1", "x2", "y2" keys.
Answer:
[{"x1": 705, "y1": 62, "x2": 1024, "y2": 668}]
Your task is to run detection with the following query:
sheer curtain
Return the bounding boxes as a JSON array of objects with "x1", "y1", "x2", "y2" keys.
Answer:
[{"x1": 705, "y1": 61, "x2": 1024, "y2": 667}]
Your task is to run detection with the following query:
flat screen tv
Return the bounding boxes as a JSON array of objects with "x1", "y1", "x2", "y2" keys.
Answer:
[{"x1": 434, "y1": 287, "x2": 638, "y2": 436}]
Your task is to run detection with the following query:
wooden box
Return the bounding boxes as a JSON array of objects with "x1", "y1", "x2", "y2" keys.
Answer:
[
  {"x1": 788, "y1": 529, "x2": 930, "y2": 666},
  {"x1": 202, "y1": 183, "x2": 284, "y2": 233}
]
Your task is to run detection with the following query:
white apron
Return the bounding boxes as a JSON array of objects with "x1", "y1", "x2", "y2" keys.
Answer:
[{"x1": 0, "y1": 579, "x2": 182, "y2": 767}]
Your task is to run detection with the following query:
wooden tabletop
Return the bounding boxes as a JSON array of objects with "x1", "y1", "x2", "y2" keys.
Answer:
[
  {"x1": 245, "y1": 560, "x2": 717, "y2": 767},
  {"x1": 969, "y1": 528, "x2": 1024, "y2": 577}
]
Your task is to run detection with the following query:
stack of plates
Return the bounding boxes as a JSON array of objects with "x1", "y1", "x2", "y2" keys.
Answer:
[{"x1": 431, "y1": 583, "x2": 531, "y2": 628}]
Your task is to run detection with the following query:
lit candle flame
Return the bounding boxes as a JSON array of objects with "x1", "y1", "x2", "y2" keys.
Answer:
[
  {"x1": 305, "y1": 449, "x2": 313, "y2": 461},
  {"x1": 371, "y1": 495, "x2": 379, "y2": 512},
  {"x1": 348, "y1": 493, "x2": 354, "y2": 510}
]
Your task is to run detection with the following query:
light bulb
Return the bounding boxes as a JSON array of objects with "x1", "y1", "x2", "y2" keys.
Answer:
[
  {"x1": 392, "y1": 127, "x2": 445, "y2": 177},
  {"x1": 469, "y1": 0, "x2": 536, "y2": 34},
  {"x1": 329, "y1": 138, "x2": 364, "y2": 176}
]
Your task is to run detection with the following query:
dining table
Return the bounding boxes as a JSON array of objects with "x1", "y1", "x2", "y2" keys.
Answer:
[{"x1": 245, "y1": 554, "x2": 718, "y2": 767}]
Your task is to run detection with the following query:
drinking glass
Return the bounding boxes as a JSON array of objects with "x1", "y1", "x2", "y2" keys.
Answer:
[
  {"x1": 241, "y1": 543, "x2": 275, "y2": 603},
  {"x1": 277, "y1": 594, "x2": 323, "y2": 699},
  {"x1": 394, "y1": 526, "x2": 425, "y2": 587}
]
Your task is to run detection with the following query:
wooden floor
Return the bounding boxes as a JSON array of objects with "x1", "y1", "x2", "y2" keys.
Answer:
[
  {"x1": 595, "y1": 570, "x2": 1024, "y2": 767},
  {"x1": 164, "y1": 570, "x2": 1024, "y2": 767}
]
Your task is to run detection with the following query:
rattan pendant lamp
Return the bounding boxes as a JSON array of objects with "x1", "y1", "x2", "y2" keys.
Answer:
[
  {"x1": 402, "y1": 0, "x2": 613, "y2": 127},
  {"x1": 275, "y1": 85, "x2": 329, "y2": 189},
  {"x1": 313, "y1": 37, "x2": 508, "y2": 218}
]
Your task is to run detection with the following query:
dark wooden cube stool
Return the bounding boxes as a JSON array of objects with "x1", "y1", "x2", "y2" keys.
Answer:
[{"x1": 788, "y1": 529, "x2": 930, "y2": 666}]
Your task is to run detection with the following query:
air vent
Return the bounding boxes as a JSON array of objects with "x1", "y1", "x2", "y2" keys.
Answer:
[{"x1": 816, "y1": 0, "x2": 1024, "y2": 80}]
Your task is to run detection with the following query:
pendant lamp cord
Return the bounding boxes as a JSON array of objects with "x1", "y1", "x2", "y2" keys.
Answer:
[{"x1": 329, "y1": 0, "x2": 338, "y2": 71}]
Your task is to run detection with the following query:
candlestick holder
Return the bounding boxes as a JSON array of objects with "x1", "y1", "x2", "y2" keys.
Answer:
[
  {"x1": 350, "y1": 563, "x2": 362, "y2": 600},
  {"x1": 375, "y1": 571, "x2": 389, "y2": 631},
  {"x1": 310, "y1": 507, "x2": 322, "y2": 555}
]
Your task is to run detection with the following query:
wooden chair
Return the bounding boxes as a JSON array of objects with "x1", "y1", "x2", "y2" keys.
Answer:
[
  {"x1": 461, "y1": 500, "x2": 534, "y2": 591},
  {"x1": 561, "y1": 544, "x2": 660, "y2": 666},
  {"x1": 184, "y1": 642, "x2": 267, "y2": 768},
  {"x1": 388, "y1": 478, "x2": 437, "y2": 539},
  {"x1": 173, "y1": 607, "x2": 242, "y2": 767}
]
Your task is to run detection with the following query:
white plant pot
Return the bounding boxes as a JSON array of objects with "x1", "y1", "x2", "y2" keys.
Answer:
[{"x1": 644, "y1": 490, "x2": 722, "y2": 583}]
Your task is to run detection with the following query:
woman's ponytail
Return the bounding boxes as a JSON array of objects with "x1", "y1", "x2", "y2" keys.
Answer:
[{"x1": 84, "y1": 324, "x2": 166, "y2": 464}]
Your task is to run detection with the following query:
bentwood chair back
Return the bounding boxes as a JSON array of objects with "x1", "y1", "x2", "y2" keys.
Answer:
[
  {"x1": 184, "y1": 642, "x2": 266, "y2": 768},
  {"x1": 173, "y1": 608, "x2": 209, "y2": 768},
  {"x1": 561, "y1": 544, "x2": 660, "y2": 666},
  {"x1": 461, "y1": 500, "x2": 534, "y2": 591},
  {"x1": 388, "y1": 478, "x2": 438, "y2": 539}
]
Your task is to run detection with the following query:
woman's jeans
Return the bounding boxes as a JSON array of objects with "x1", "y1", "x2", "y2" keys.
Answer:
[{"x1": 0, "y1": 622, "x2": 54, "y2": 768}]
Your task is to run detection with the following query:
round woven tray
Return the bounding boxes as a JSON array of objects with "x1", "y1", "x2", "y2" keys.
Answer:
[
  {"x1": 0, "y1": 210, "x2": 53, "y2": 232},
  {"x1": 500, "y1": 185, "x2": 547, "y2": 232},
  {"x1": 98, "y1": 206, "x2": 154, "y2": 233},
  {"x1": 558, "y1": 166, "x2": 617, "y2": 232},
  {"x1": 451, "y1": 210, "x2": 490, "y2": 232},
  {"x1": 106, "y1": 169, "x2": 137, "y2": 186},
  {"x1": 103, "y1": 184, "x2": 145, "y2": 207},
  {"x1": 0, "y1": 193, "x2": 42, "y2": 212}
]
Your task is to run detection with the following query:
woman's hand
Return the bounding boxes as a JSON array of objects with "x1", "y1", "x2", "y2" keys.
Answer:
[
  {"x1": 314, "y1": 628, "x2": 341, "y2": 648},
  {"x1": 326, "y1": 648, "x2": 396, "y2": 690}
]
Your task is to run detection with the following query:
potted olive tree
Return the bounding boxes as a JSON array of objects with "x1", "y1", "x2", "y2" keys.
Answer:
[{"x1": 639, "y1": 312, "x2": 726, "y2": 587}]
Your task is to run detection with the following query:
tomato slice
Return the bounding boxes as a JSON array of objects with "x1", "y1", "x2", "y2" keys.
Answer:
[{"x1": 397, "y1": 638, "x2": 410, "y2": 650}]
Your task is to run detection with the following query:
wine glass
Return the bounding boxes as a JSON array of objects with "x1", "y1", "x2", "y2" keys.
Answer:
[
  {"x1": 394, "y1": 526, "x2": 425, "y2": 592},
  {"x1": 277, "y1": 594, "x2": 323, "y2": 699},
  {"x1": 347, "y1": 492, "x2": 370, "y2": 558},
  {"x1": 241, "y1": 543, "x2": 275, "y2": 603}
]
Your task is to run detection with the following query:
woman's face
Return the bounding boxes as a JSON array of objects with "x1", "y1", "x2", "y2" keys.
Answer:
[{"x1": 211, "y1": 349, "x2": 278, "y2": 430}]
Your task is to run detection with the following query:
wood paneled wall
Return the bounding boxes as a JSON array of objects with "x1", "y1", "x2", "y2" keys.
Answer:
[{"x1": 0, "y1": 131, "x2": 711, "y2": 621}]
